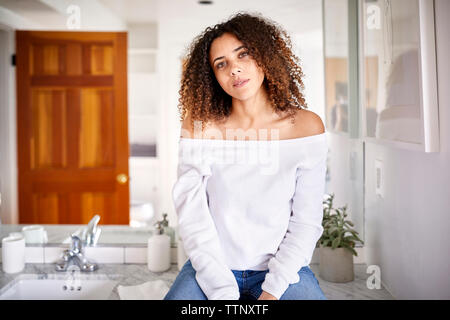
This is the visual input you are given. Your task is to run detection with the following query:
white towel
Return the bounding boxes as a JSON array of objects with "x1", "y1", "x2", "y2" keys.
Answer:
[{"x1": 117, "y1": 280, "x2": 170, "y2": 300}]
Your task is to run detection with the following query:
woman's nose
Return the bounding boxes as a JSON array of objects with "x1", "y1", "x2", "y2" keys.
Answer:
[{"x1": 230, "y1": 64, "x2": 242, "y2": 76}]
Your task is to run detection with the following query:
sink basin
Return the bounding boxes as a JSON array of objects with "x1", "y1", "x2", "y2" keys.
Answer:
[{"x1": 0, "y1": 274, "x2": 119, "y2": 300}]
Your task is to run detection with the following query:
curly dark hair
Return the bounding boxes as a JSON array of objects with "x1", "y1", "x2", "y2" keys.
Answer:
[{"x1": 179, "y1": 12, "x2": 308, "y2": 131}]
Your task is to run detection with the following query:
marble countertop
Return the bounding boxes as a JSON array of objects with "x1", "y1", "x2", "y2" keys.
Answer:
[
  {"x1": 0, "y1": 263, "x2": 179, "y2": 300},
  {"x1": 0, "y1": 263, "x2": 396, "y2": 300}
]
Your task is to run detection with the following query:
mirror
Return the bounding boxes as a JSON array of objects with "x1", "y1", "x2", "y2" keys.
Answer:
[
  {"x1": 361, "y1": 0, "x2": 439, "y2": 152},
  {"x1": 323, "y1": 0, "x2": 350, "y2": 134},
  {"x1": 0, "y1": 0, "x2": 362, "y2": 247},
  {"x1": 322, "y1": 0, "x2": 365, "y2": 241}
]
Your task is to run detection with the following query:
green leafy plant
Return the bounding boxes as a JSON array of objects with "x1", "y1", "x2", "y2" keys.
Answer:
[{"x1": 318, "y1": 193, "x2": 364, "y2": 256}]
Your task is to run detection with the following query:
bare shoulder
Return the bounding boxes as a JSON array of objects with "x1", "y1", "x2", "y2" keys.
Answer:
[{"x1": 291, "y1": 108, "x2": 325, "y2": 138}]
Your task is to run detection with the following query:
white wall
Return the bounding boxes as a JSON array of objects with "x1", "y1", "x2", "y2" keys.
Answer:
[
  {"x1": 363, "y1": 0, "x2": 450, "y2": 299},
  {"x1": 127, "y1": 22, "x2": 161, "y2": 222},
  {"x1": 293, "y1": 29, "x2": 326, "y2": 122}
]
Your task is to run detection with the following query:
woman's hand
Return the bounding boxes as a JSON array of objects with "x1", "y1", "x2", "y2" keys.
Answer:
[{"x1": 258, "y1": 291, "x2": 278, "y2": 300}]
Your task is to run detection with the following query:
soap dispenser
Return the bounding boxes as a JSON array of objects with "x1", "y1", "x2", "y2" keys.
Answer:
[
  {"x1": 147, "y1": 220, "x2": 171, "y2": 272},
  {"x1": 161, "y1": 213, "x2": 176, "y2": 247}
]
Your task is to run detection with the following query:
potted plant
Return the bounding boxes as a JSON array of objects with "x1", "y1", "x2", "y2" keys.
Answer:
[{"x1": 317, "y1": 193, "x2": 364, "y2": 282}]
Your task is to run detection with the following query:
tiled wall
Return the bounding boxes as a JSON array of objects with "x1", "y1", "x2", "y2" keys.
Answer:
[
  {"x1": 0, "y1": 246, "x2": 364, "y2": 265},
  {"x1": 0, "y1": 246, "x2": 178, "y2": 264}
]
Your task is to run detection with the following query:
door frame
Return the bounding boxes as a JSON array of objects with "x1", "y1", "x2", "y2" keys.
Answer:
[{"x1": 0, "y1": 27, "x2": 18, "y2": 224}]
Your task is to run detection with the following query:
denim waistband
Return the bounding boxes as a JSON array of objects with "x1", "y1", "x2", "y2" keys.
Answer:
[
  {"x1": 231, "y1": 266, "x2": 312, "y2": 278},
  {"x1": 231, "y1": 269, "x2": 268, "y2": 277}
]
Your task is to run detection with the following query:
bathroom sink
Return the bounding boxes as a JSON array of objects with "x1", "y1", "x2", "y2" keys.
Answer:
[{"x1": 0, "y1": 274, "x2": 119, "y2": 300}]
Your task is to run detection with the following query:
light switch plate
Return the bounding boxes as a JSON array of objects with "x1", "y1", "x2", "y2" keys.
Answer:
[{"x1": 375, "y1": 159, "x2": 384, "y2": 198}]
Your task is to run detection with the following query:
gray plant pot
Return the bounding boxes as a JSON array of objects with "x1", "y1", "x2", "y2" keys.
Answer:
[{"x1": 319, "y1": 245, "x2": 354, "y2": 283}]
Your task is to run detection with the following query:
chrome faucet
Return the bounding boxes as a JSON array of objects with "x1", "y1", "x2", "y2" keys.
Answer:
[
  {"x1": 81, "y1": 214, "x2": 101, "y2": 246},
  {"x1": 55, "y1": 234, "x2": 98, "y2": 272}
]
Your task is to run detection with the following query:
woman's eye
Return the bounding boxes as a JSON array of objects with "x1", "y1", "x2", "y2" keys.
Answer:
[
  {"x1": 239, "y1": 51, "x2": 249, "y2": 58},
  {"x1": 216, "y1": 62, "x2": 225, "y2": 69}
]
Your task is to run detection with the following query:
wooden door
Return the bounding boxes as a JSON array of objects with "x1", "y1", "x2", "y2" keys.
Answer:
[{"x1": 16, "y1": 31, "x2": 129, "y2": 225}]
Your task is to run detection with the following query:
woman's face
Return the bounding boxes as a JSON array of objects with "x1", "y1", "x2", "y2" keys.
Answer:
[{"x1": 209, "y1": 32, "x2": 265, "y2": 101}]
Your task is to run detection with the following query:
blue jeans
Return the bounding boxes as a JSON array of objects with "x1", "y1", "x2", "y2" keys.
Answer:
[{"x1": 163, "y1": 260, "x2": 327, "y2": 300}]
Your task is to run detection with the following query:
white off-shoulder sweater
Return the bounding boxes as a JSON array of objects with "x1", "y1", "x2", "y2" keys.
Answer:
[{"x1": 172, "y1": 132, "x2": 328, "y2": 300}]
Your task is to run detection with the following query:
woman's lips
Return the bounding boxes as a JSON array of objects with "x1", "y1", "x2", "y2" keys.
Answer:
[{"x1": 233, "y1": 79, "x2": 250, "y2": 88}]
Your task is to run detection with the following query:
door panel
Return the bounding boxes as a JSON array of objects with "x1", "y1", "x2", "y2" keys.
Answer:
[
  {"x1": 79, "y1": 88, "x2": 114, "y2": 168},
  {"x1": 80, "y1": 192, "x2": 114, "y2": 225},
  {"x1": 30, "y1": 44, "x2": 60, "y2": 75},
  {"x1": 90, "y1": 45, "x2": 114, "y2": 75},
  {"x1": 17, "y1": 31, "x2": 129, "y2": 225},
  {"x1": 32, "y1": 193, "x2": 60, "y2": 224},
  {"x1": 30, "y1": 88, "x2": 67, "y2": 169}
]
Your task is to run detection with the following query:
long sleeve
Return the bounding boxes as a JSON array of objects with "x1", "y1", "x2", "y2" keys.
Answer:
[
  {"x1": 171, "y1": 142, "x2": 240, "y2": 300},
  {"x1": 261, "y1": 143, "x2": 328, "y2": 299}
]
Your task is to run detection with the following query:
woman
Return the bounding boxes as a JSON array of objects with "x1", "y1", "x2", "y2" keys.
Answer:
[{"x1": 164, "y1": 12, "x2": 328, "y2": 300}]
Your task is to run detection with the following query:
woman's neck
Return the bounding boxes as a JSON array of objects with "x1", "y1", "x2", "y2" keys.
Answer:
[{"x1": 230, "y1": 87, "x2": 275, "y2": 128}]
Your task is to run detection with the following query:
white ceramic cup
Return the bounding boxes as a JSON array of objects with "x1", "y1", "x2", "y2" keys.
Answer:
[
  {"x1": 2, "y1": 234, "x2": 26, "y2": 273},
  {"x1": 21, "y1": 225, "x2": 48, "y2": 244}
]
